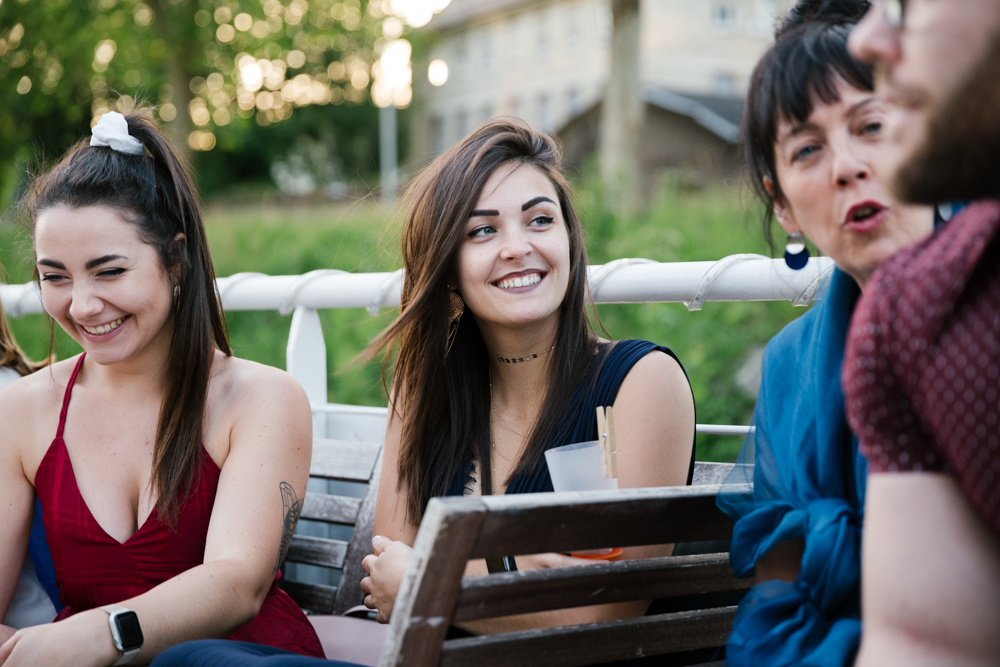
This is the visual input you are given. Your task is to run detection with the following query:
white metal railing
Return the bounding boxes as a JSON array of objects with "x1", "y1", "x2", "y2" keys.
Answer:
[{"x1": 1, "y1": 255, "x2": 833, "y2": 438}]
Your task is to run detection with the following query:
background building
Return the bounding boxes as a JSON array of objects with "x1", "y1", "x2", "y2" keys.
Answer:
[{"x1": 411, "y1": 0, "x2": 795, "y2": 183}]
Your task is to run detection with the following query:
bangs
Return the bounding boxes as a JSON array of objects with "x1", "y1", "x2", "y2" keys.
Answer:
[{"x1": 770, "y1": 23, "x2": 873, "y2": 127}]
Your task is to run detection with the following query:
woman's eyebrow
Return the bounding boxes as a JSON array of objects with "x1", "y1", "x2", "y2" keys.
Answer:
[
  {"x1": 522, "y1": 196, "x2": 555, "y2": 211},
  {"x1": 85, "y1": 254, "x2": 127, "y2": 270},
  {"x1": 846, "y1": 97, "x2": 879, "y2": 118},
  {"x1": 36, "y1": 258, "x2": 66, "y2": 269},
  {"x1": 470, "y1": 209, "x2": 499, "y2": 217}
]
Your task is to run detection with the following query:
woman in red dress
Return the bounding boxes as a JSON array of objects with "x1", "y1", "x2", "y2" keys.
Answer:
[{"x1": 0, "y1": 108, "x2": 324, "y2": 665}]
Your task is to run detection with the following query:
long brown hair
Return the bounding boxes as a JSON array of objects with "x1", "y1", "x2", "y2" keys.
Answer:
[
  {"x1": 366, "y1": 119, "x2": 597, "y2": 523},
  {"x1": 24, "y1": 107, "x2": 230, "y2": 528},
  {"x1": 0, "y1": 300, "x2": 45, "y2": 376}
]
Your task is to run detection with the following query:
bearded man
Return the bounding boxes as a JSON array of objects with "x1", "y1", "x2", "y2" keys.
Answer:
[{"x1": 842, "y1": 1, "x2": 1000, "y2": 665}]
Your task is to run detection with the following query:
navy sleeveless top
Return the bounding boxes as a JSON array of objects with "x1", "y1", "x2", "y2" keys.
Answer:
[{"x1": 446, "y1": 339, "x2": 696, "y2": 497}]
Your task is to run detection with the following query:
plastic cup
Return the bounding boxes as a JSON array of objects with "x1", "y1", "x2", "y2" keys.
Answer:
[
  {"x1": 545, "y1": 440, "x2": 620, "y2": 559},
  {"x1": 545, "y1": 440, "x2": 618, "y2": 493}
]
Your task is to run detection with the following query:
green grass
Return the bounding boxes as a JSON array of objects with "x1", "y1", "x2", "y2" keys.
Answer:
[{"x1": 0, "y1": 180, "x2": 806, "y2": 462}]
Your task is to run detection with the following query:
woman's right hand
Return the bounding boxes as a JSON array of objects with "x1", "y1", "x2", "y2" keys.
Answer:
[
  {"x1": 0, "y1": 610, "x2": 120, "y2": 667},
  {"x1": 360, "y1": 535, "x2": 413, "y2": 623}
]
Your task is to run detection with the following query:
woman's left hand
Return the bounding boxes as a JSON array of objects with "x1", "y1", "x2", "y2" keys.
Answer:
[
  {"x1": 0, "y1": 610, "x2": 120, "y2": 667},
  {"x1": 360, "y1": 535, "x2": 413, "y2": 623}
]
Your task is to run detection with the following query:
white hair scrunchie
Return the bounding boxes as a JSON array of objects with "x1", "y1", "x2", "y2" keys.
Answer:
[{"x1": 90, "y1": 111, "x2": 144, "y2": 155}]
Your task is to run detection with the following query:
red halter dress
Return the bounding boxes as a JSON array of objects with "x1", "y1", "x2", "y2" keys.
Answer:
[{"x1": 34, "y1": 354, "x2": 324, "y2": 657}]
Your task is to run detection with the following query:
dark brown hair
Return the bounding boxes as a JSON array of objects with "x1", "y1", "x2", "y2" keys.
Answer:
[
  {"x1": 366, "y1": 118, "x2": 596, "y2": 523},
  {"x1": 744, "y1": 0, "x2": 873, "y2": 248},
  {"x1": 0, "y1": 301, "x2": 45, "y2": 376},
  {"x1": 24, "y1": 107, "x2": 230, "y2": 528}
]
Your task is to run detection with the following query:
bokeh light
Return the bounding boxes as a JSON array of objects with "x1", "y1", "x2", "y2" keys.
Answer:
[
  {"x1": 385, "y1": 0, "x2": 451, "y2": 28},
  {"x1": 371, "y1": 39, "x2": 411, "y2": 108},
  {"x1": 428, "y1": 59, "x2": 448, "y2": 86},
  {"x1": 187, "y1": 130, "x2": 216, "y2": 151}
]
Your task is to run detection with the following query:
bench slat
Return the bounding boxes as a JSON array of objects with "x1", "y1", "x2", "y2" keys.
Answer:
[
  {"x1": 691, "y1": 462, "x2": 736, "y2": 486},
  {"x1": 301, "y1": 492, "x2": 363, "y2": 525},
  {"x1": 280, "y1": 580, "x2": 338, "y2": 615},
  {"x1": 453, "y1": 553, "x2": 750, "y2": 621},
  {"x1": 286, "y1": 535, "x2": 349, "y2": 569},
  {"x1": 310, "y1": 439, "x2": 381, "y2": 482},
  {"x1": 332, "y1": 447, "x2": 383, "y2": 614},
  {"x1": 439, "y1": 607, "x2": 737, "y2": 667},
  {"x1": 466, "y1": 487, "x2": 739, "y2": 558}
]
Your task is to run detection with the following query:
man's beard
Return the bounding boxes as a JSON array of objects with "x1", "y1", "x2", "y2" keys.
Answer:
[{"x1": 894, "y1": 31, "x2": 1000, "y2": 204}]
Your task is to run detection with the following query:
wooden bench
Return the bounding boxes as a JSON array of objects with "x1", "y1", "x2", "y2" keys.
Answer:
[
  {"x1": 379, "y1": 479, "x2": 751, "y2": 667},
  {"x1": 280, "y1": 428, "x2": 746, "y2": 667},
  {"x1": 281, "y1": 437, "x2": 383, "y2": 615}
]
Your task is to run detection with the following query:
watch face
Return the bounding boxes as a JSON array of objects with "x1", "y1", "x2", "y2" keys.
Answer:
[{"x1": 115, "y1": 611, "x2": 144, "y2": 649}]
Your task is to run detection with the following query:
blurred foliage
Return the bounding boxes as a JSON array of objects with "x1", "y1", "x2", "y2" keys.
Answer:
[
  {"x1": 1, "y1": 177, "x2": 804, "y2": 463},
  {"x1": 0, "y1": 0, "x2": 417, "y2": 205}
]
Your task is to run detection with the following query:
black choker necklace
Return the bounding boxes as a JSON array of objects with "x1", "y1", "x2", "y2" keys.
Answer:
[{"x1": 491, "y1": 345, "x2": 556, "y2": 364}]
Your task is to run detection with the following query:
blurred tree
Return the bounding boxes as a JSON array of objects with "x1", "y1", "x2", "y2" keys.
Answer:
[
  {"x1": 0, "y1": 0, "x2": 408, "y2": 204},
  {"x1": 599, "y1": 0, "x2": 643, "y2": 212}
]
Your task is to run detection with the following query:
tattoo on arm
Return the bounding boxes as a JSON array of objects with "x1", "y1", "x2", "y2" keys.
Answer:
[{"x1": 274, "y1": 481, "x2": 302, "y2": 576}]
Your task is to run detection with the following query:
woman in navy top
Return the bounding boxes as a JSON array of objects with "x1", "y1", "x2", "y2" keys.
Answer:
[{"x1": 359, "y1": 118, "x2": 696, "y2": 634}]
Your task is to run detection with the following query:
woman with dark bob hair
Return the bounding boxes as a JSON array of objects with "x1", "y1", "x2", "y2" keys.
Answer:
[
  {"x1": 0, "y1": 108, "x2": 326, "y2": 664},
  {"x1": 717, "y1": 1, "x2": 940, "y2": 665},
  {"x1": 358, "y1": 118, "x2": 696, "y2": 633}
]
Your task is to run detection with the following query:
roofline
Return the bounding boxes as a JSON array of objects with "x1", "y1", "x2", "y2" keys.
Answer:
[
  {"x1": 426, "y1": 0, "x2": 550, "y2": 33},
  {"x1": 642, "y1": 87, "x2": 742, "y2": 144},
  {"x1": 559, "y1": 87, "x2": 742, "y2": 145}
]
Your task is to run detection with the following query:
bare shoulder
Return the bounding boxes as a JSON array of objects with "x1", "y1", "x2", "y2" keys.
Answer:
[
  {"x1": 0, "y1": 357, "x2": 80, "y2": 447},
  {"x1": 618, "y1": 349, "x2": 690, "y2": 399},
  {"x1": 0, "y1": 357, "x2": 77, "y2": 428},
  {"x1": 210, "y1": 352, "x2": 310, "y2": 409}
]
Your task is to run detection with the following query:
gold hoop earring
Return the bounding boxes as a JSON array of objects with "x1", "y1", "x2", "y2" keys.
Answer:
[{"x1": 445, "y1": 290, "x2": 464, "y2": 360}]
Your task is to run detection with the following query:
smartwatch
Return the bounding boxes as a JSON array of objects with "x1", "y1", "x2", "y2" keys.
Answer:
[{"x1": 99, "y1": 604, "x2": 144, "y2": 666}]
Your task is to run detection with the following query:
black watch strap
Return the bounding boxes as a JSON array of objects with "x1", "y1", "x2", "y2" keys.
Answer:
[{"x1": 485, "y1": 555, "x2": 518, "y2": 574}]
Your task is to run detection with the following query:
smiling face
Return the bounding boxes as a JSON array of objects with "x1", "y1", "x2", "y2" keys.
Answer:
[
  {"x1": 771, "y1": 77, "x2": 933, "y2": 287},
  {"x1": 35, "y1": 205, "x2": 176, "y2": 368},
  {"x1": 455, "y1": 162, "x2": 571, "y2": 342}
]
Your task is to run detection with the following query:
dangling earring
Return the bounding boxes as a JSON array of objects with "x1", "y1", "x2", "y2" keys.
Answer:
[
  {"x1": 784, "y1": 231, "x2": 810, "y2": 270},
  {"x1": 445, "y1": 289, "x2": 464, "y2": 360},
  {"x1": 173, "y1": 284, "x2": 180, "y2": 299}
]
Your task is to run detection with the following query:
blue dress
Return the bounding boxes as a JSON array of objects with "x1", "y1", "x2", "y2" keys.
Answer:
[
  {"x1": 447, "y1": 339, "x2": 696, "y2": 496},
  {"x1": 717, "y1": 268, "x2": 865, "y2": 667}
]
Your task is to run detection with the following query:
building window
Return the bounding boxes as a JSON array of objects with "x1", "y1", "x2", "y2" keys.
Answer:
[
  {"x1": 712, "y1": 3, "x2": 736, "y2": 30},
  {"x1": 506, "y1": 18, "x2": 521, "y2": 65},
  {"x1": 567, "y1": 88, "x2": 581, "y2": 117},
  {"x1": 510, "y1": 96, "x2": 523, "y2": 121},
  {"x1": 566, "y1": 6, "x2": 581, "y2": 51},
  {"x1": 538, "y1": 94, "x2": 552, "y2": 131},
  {"x1": 431, "y1": 116, "x2": 445, "y2": 155},
  {"x1": 596, "y1": 5, "x2": 611, "y2": 46},
  {"x1": 481, "y1": 30, "x2": 493, "y2": 72},
  {"x1": 713, "y1": 73, "x2": 737, "y2": 97},
  {"x1": 755, "y1": 0, "x2": 777, "y2": 35},
  {"x1": 536, "y1": 11, "x2": 551, "y2": 58},
  {"x1": 452, "y1": 34, "x2": 468, "y2": 80}
]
